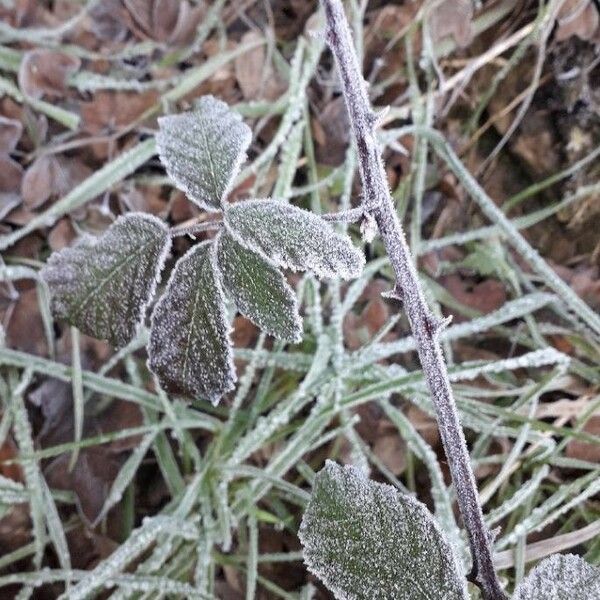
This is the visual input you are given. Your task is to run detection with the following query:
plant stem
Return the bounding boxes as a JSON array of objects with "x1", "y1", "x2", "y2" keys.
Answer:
[{"x1": 321, "y1": 2, "x2": 507, "y2": 599}]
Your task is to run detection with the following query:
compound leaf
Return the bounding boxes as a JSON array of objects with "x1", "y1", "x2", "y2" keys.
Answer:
[
  {"x1": 41, "y1": 213, "x2": 171, "y2": 348},
  {"x1": 299, "y1": 461, "x2": 468, "y2": 600},
  {"x1": 513, "y1": 554, "x2": 600, "y2": 600},
  {"x1": 216, "y1": 231, "x2": 302, "y2": 342},
  {"x1": 156, "y1": 95, "x2": 252, "y2": 211},
  {"x1": 224, "y1": 199, "x2": 364, "y2": 279},
  {"x1": 148, "y1": 241, "x2": 234, "y2": 405}
]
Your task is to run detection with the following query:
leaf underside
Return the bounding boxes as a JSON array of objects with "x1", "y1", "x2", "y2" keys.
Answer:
[
  {"x1": 513, "y1": 554, "x2": 600, "y2": 600},
  {"x1": 148, "y1": 241, "x2": 234, "y2": 405},
  {"x1": 156, "y1": 95, "x2": 252, "y2": 211},
  {"x1": 216, "y1": 231, "x2": 302, "y2": 342},
  {"x1": 225, "y1": 199, "x2": 365, "y2": 279},
  {"x1": 299, "y1": 461, "x2": 468, "y2": 600},
  {"x1": 41, "y1": 213, "x2": 171, "y2": 348}
]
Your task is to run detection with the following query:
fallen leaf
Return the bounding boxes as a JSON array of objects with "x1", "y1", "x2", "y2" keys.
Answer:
[
  {"x1": 234, "y1": 31, "x2": 284, "y2": 101},
  {"x1": 124, "y1": 0, "x2": 204, "y2": 45},
  {"x1": 88, "y1": 0, "x2": 130, "y2": 42},
  {"x1": 21, "y1": 154, "x2": 93, "y2": 209},
  {"x1": 18, "y1": 49, "x2": 81, "y2": 99},
  {"x1": 80, "y1": 90, "x2": 158, "y2": 134},
  {"x1": 556, "y1": 0, "x2": 600, "y2": 42},
  {"x1": 428, "y1": 0, "x2": 473, "y2": 48},
  {"x1": 0, "y1": 115, "x2": 23, "y2": 153}
]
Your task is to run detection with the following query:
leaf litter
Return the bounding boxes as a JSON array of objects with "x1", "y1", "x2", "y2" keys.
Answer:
[{"x1": 1, "y1": 0, "x2": 600, "y2": 597}]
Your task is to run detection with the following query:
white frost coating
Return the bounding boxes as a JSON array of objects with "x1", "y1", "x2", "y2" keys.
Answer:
[
  {"x1": 299, "y1": 461, "x2": 468, "y2": 600},
  {"x1": 513, "y1": 554, "x2": 600, "y2": 600},
  {"x1": 148, "y1": 241, "x2": 235, "y2": 405},
  {"x1": 156, "y1": 95, "x2": 252, "y2": 211},
  {"x1": 215, "y1": 230, "x2": 303, "y2": 342},
  {"x1": 59, "y1": 516, "x2": 197, "y2": 600},
  {"x1": 224, "y1": 199, "x2": 364, "y2": 279},
  {"x1": 41, "y1": 213, "x2": 171, "y2": 348}
]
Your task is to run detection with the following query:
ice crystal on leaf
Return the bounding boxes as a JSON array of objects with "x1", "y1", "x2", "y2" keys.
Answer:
[
  {"x1": 156, "y1": 95, "x2": 252, "y2": 211},
  {"x1": 216, "y1": 231, "x2": 302, "y2": 342},
  {"x1": 41, "y1": 213, "x2": 171, "y2": 348},
  {"x1": 513, "y1": 554, "x2": 600, "y2": 600},
  {"x1": 299, "y1": 461, "x2": 468, "y2": 600},
  {"x1": 224, "y1": 199, "x2": 364, "y2": 279},
  {"x1": 148, "y1": 241, "x2": 234, "y2": 405}
]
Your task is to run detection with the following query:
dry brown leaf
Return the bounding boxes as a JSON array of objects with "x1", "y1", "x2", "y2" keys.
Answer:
[
  {"x1": 21, "y1": 154, "x2": 92, "y2": 209},
  {"x1": 0, "y1": 115, "x2": 23, "y2": 153},
  {"x1": 18, "y1": 49, "x2": 81, "y2": 99},
  {"x1": 566, "y1": 415, "x2": 600, "y2": 463},
  {"x1": 428, "y1": 0, "x2": 473, "y2": 48},
  {"x1": 124, "y1": 0, "x2": 204, "y2": 45},
  {"x1": 88, "y1": 0, "x2": 130, "y2": 42},
  {"x1": 440, "y1": 274, "x2": 507, "y2": 315},
  {"x1": 234, "y1": 31, "x2": 284, "y2": 101},
  {"x1": 556, "y1": 0, "x2": 600, "y2": 42},
  {"x1": 80, "y1": 89, "x2": 158, "y2": 134},
  {"x1": 4, "y1": 287, "x2": 48, "y2": 356},
  {"x1": 48, "y1": 218, "x2": 77, "y2": 250}
]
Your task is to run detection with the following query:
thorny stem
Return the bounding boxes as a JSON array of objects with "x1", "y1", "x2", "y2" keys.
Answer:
[{"x1": 321, "y1": 2, "x2": 507, "y2": 599}]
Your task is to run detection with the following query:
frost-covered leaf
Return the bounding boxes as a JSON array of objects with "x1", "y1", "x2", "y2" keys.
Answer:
[
  {"x1": 225, "y1": 199, "x2": 364, "y2": 279},
  {"x1": 156, "y1": 95, "x2": 252, "y2": 211},
  {"x1": 216, "y1": 231, "x2": 302, "y2": 342},
  {"x1": 513, "y1": 554, "x2": 600, "y2": 600},
  {"x1": 299, "y1": 461, "x2": 468, "y2": 600},
  {"x1": 41, "y1": 213, "x2": 171, "y2": 348},
  {"x1": 148, "y1": 241, "x2": 234, "y2": 405}
]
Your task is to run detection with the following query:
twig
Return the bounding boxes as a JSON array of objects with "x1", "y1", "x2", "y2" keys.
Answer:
[
  {"x1": 321, "y1": 2, "x2": 507, "y2": 599},
  {"x1": 169, "y1": 220, "x2": 223, "y2": 238}
]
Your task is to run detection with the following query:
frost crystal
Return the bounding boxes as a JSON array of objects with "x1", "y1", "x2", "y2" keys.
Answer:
[
  {"x1": 41, "y1": 213, "x2": 171, "y2": 348},
  {"x1": 156, "y1": 95, "x2": 252, "y2": 211},
  {"x1": 148, "y1": 241, "x2": 235, "y2": 405},
  {"x1": 215, "y1": 231, "x2": 302, "y2": 342},
  {"x1": 225, "y1": 199, "x2": 364, "y2": 279},
  {"x1": 513, "y1": 554, "x2": 600, "y2": 600},
  {"x1": 299, "y1": 461, "x2": 468, "y2": 600}
]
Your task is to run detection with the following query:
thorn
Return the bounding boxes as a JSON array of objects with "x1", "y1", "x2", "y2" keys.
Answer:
[
  {"x1": 488, "y1": 526, "x2": 501, "y2": 544},
  {"x1": 382, "y1": 286, "x2": 403, "y2": 303},
  {"x1": 435, "y1": 314, "x2": 453, "y2": 335},
  {"x1": 373, "y1": 105, "x2": 390, "y2": 129}
]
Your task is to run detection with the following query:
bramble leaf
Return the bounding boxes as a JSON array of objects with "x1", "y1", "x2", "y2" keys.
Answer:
[
  {"x1": 156, "y1": 95, "x2": 252, "y2": 211},
  {"x1": 41, "y1": 213, "x2": 171, "y2": 348},
  {"x1": 513, "y1": 554, "x2": 600, "y2": 600},
  {"x1": 224, "y1": 199, "x2": 364, "y2": 279},
  {"x1": 216, "y1": 231, "x2": 302, "y2": 342},
  {"x1": 299, "y1": 461, "x2": 468, "y2": 600},
  {"x1": 148, "y1": 241, "x2": 234, "y2": 405}
]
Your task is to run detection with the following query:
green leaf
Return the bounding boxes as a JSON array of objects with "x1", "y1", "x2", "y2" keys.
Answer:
[
  {"x1": 513, "y1": 554, "x2": 600, "y2": 600},
  {"x1": 41, "y1": 213, "x2": 171, "y2": 348},
  {"x1": 216, "y1": 231, "x2": 302, "y2": 342},
  {"x1": 148, "y1": 241, "x2": 234, "y2": 405},
  {"x1": 299, "y1": 461, "x2": 468, "y2": 600},
  {"x1": 225, "y1": 199, "x2": 364, "y2": 279},
  {"x1": 156, "y1": 95, "x2": 252, "y2": 211}
]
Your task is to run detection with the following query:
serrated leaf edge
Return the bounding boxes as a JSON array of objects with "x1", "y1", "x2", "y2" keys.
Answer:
[
  {"x1": 41, "y1": 212, "x2": 172, "y2": 348},
  {"x1": 299, "y1": 461, "x2": 469, "y2": 600},
  {"x1": 147, "y1": 239, "x2": 236, "y2": 405},
  {"x1": 215, "y1": 228, "x2": 303, "y2": 343},
  {"x1": 224, "y1": 198, "x2": 365, "y2": 280},
  {"x1": 156, "y1": 96, "x2": 252, "y2": 211}
]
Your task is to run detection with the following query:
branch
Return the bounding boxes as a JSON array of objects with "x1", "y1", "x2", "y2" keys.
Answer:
[{"x1": 321, "y1": 2, "x2": 507, "y2": 599}]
